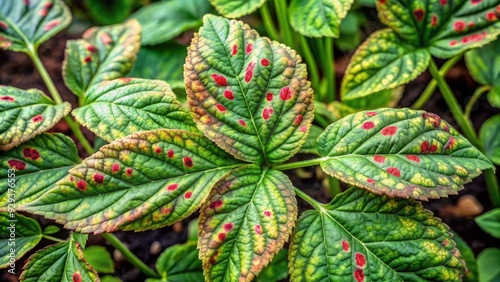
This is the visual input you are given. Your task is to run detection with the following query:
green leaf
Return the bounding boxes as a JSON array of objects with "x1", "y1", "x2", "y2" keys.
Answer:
[
  {"x1": 155, "y1": 242, "x2": 203, "y2": 282},
  {"x1": 0, "y1": 133, "x2": 80, "y2": 208},
  {"x1": 489, "y1": 86, "x2": 500, "y2": 108},
  {"x1": 0, "y1": 0, "x2": 71, "y2": 52},
  {"x1": 84, "y1": 0, "x2": 134, "y2": 25},
  {"x1": 343, "y1": 86, "x2": 403, "y2": 110},
  {"x1": 62, "y1": 20, "x2": 141, "y2": 98},
  {"x1": 20, "y1": 233, "x2": 99, "y2": 282},
  {"x1": 317, "y1": 108, "x2": 493, "y2": 200},
  {"x1": 130, "y1": 0, "x2": 211, "y2": 45},
  {"x1": 478, "y1": 248, "x2": 500, "y2": 282},
  {"x1": 187, "y1": 218, "x2": 199, "y2": 242},
  {"x1": 256, "y1": 249, "x2": 288, "y2": 282},
  {"x1": 288, "y1": 187, "x2": 465, "y2": 281},
  {"x1": 289, "y1": 0, "x2": 354, "y2": 38},
  {"x1": 341, "y1": 29, "x2": 430, "y2": 100},
  {"x1": 479, "y1": 114, "x2": 500, "y2": 165},
  {"x1": 72, "y1": 233, "x2": 88, "y2": 249},
  {"x1": 23, "y1": 130, "x2": 243, "y2": 233},
  {"x1": 298, "y1": 125, "x2": 323, "y2": 155},
  {"x1": 185, "y1": 15, "x2": 314, "y2": 164},
  {"x1": 43, "y1": 225, "x2": 61, "y2": 235},
  {"x1": 209, "y1": 0, "x2": 265, "y2": 18},
  {"x1": 0, "y1": 213, "x2": 42, "y2": 268},
  {"x1": 199, "y1": 165, "x2": 297, "y2": 281},
  {"x1": 377, "y1": 0, "x2": 500, "y2": 59},
  {"x1": 465, "y1": 38, "x2": 500, "y2": 87},
  {"x1": 0, "y1": 86, "x2": 71, "y2": 150},
  {"x1": 451, "y1": 230, "x2": 478, "y2": 282},
  {"x1": 101, "y1": 276, "x2": 122, "y2": 282},
  {"x1": 83, "y1": 246, "x2": 115, "y2": 274},
  {"x1": 476, "y1": 208, "x2": 500, "y2": 238},
  {"x1": 73, "y1": 78, "x2": 197, "y2": 142}
]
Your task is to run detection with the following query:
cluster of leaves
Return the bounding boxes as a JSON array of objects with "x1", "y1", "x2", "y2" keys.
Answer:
[{"x1": 1, "y1": 0, "x2": 499, "y2": 281}]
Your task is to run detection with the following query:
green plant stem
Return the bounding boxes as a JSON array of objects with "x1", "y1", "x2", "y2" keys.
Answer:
[
  {"x1": 102, "y1": 233, "x2": 159, "y2": 278},
  {"x1": 27, "y1": 46, "x2": 95, "y2": 155},
  {"x1": 294, "y1": 187, "x2": 323, "y2": 210},
  {"x1": 260, "y1": 4, "x2": 280, "y2": 41},
  {"x1": 273, "y1": 157, "x2": 327, "y2": 171},
  {"x1": 411, "y1": 55, "x2": 462, "y2": 109},
  {"x1": 274, "y1": 0, "x2": 294, "y2": 48},
  {"x1": 299, "y1": 36, "x2": 320, "y2": 92},
  {"x1": 42, "y1": 235, "x2": 65, "y2": 243},
  {"x1": 465, "y1": 85, "x2": 491, "y2": 119},
  {"x1": 327, "y1": 176, "x2": 341, "y2": 197},
  {"x1": 324, "y1": 37, "x2": 335, "y2": 101}
]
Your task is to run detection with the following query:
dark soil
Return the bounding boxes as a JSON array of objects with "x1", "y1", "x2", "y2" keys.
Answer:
[{"x1": 1, "y1": 30, "x2": 499, "y2": 282}]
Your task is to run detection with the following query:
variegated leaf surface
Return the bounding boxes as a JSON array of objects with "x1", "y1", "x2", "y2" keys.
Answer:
[
  {"x1": 22, "y1": 130, "x2": 243, "y2": 233},
  {"x1": 185, "y1": 15, "x2": 314, "y2": 164},
  {"x1": 198, "y1": 165, "x2": 297, "y2": 282},
  {"x1": 0, "y1": 86, "x2": 71, "y2": 150},
  {"x1": 1, "y1": 133, "x2": 80, "y2": 209},
  {"x1": 317, "y1": 108, "x2": 493, "y2": 200},
  {"x1": 209, "y1": 0, "x2": 266, "y2": 18},
  {"x1": 72, "y1": 78, "x2": 197, "y2": 142},
  {"x1": 289, "y1": 187, "x2": 465, "y2": 281},
  {"x1": 0, "y1": 0, "x2": 71, "y2": 52},
  {"x1": 62, "y1": 20, "x2": 141, "y2": 98}
]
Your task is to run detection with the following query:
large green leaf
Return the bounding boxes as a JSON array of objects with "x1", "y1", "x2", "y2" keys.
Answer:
[
  {"x1": 377, "y1": 0, "x2": 500, "y2": 59},
  {"x1": 23, "y1": 130, "x2": 243, "y2": 233},
  {"x1": 185, "y1": 15, "x2": 314, "y2": 164},
  {"x1": 289, "y1": 0, "x2": 354, "y2": 38},
  {"x1": 83, "y1": 246, "x2": 114, "y2": 274},
  {"x1": 0, "y1": 213, "x2": 42, "y2": 268},
  {"x1": 147, "y1": 242, "x2": 203, "y2": 282},
  {"x1": 209, "y1": 0, "x2": 265, "y2": 18},
  {"x1": 20, "y1": 233, "x2": 99, "y2": 282},
  {"x1": 62, "y1": 20, "x2": 141, "y2": 98},
  {"x1": 465, "y1": 38, "x2": 500, "y2": 86},
  {"x1": 479, "y1": 114, "x2": 500, "y2": 165},
  {"x1": 477, "y1": 248, "x2": 500, "y2": 282},
  {"x1": 0, "y1": 133, "x2": 80, "y2": 208},
  {"x1": 0, "y1": 86, "x2": 71, "y2": 150},
  {"x1": 475, "y1": 208, "x2": 500, "y2": 238},
  {"x1": 130, "y1": 0, "x2": 211, "y2": 45},
  {"x1": 289, "y1": 187, "x2": 465, "y2": 281},
  {"x1": 198, "y1": 165, "x2": 297, "y2": 282},
  {"x1": 317, "y1": 108, "x2": 493, "y2": 200},
  {"x1": 341, "y1": 29, "x2": 430, "y2": 100},
  {"x1": 72, "y1": 78, "x2": 197, "y2": 142},
  {"x1": 0, "y1": 0, "x2": 71, "y2": 52}
]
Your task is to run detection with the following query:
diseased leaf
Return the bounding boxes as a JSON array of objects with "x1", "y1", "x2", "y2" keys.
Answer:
[
  {"x1": 62, "y1": 20, "x2": 141, "y2": 97},
  {"x1": 199, "y1": 165, "x2": 297, "y2": 282},
  {"x1": 377, "y1": 0, "x2": 500, "y2": 59},
  {"x1": 451, "y1": 231, "x2": 478, "y2": 282},
  {"x1": 476, "y1": 208, "x2": 500, "y2": 238},
  {"x1": 20, "y1": 233, "x2": 98, "y2": 282},
  {"x1": 465, "y1": 38, "x2": 500, "y2": 87},
  {"x1": 1, "y1": 133, "x2": 80, "y2": 208},
  {"x1": 0, "y1": 0, "x2": 71, "y2": 52},
  {"x1": 343, "y1": 86, "x2": 403, "y2": 110},
  {"x1": 185, "y1": 15, "x2": 314, "y2": 164},
  {"x1": 341, "y1": 29, "x2": 430, "y2": 100},
  {"x1": 298, "y1": 125, "x2": 323, "y2": 155},
  {"x1": 130, "y1": 0, "x2": 211, "y2": 45},
  {"x1": 73, "y1": 78, "x2": 197, "y2": 142},
  {"x1": 317, "y1": 108, "x2": 493, "y2": 200},
  {"x1": 477, "y1": 248, "x2": 500, "y2": 282},
  {"x1": 155, "y1": 242, "x2": 203, "y2": 282},
  {"x1": 289, "y1": 0, "x2": 354, "y2": 38},
  {"x1": 0, "y1": 213, "x2": 42, "y2": 268},
  {"x1": 289, "y1": 187, "x2": 465, "y2": 281},
  {"x1": 209, "y1": 0, "x2": 266, "y2": 18},
  {"x1": 23, "y1": 130, "x2": 243, "y2": 233},
  {"x1": 0, "y1": 86, "x2": 71, "y2": 150},
  {"x1": 479, "y1": 114, "x2": 500, "y2": 165},
  {"x1": 83, "y1": 246, "x2": 115, "y2": 274}
]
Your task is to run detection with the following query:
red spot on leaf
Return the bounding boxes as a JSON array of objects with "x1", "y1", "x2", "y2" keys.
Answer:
[
  {"x1": 119, "y1": 77, "x2": 131, "y2": 83},
  {"x1": 264, "y1": 210, "x2": 271, "y2": 217},
  {"x1": 406, "y1": 155, "x2": 420, "y2": 163},
  {"x1": 44, "y1": 2, "x2": 53, "y2": 9},
  {"x1": 366, "y1": 178, "x2": 376, "y2": 183},
  {"x1": 24, "y1": 0, "x2": 29, "y2": 5},
  {"x1": 209, "y1": 256, "x2": 216, "y2": 265},
  {"x1": 421, "y1": 141, "x2": 430, "y2": 152},
  {"x1": 342, "y1": 240, "x2": 350, "y2": 252},
  {"x1": 167, "y1": 150, "x2": 174, "y2": 158},
  {"x1": 76, "y1": 180, "x2": 87, "y2": 190},
  {"x1": 155, "y1": 147, "x2": 162, "y2": 153},
  {"x1": 70, "y1": 176, "x2": 74, "y2": 181},
  {"x1": 216, "y1": 104, "x2": 226, "y2": 112},
  {"x1": 413, "y1": 9, "x2": 425, "y2": 21},
  {"x1": 486, "y1": 11, "x2": 498, "y2": 21},
  {"x1": 245, "y1": 62, "x2": 255, "y2": 83},
  {"x1": 471, "y1": 33, "x2": 484, "y2": 42},
  {"x1": 300, "y1": 125, "x2": 307, "y2": 132},
  {"x1": 365, "y1": 111, "x2": 377, "y2": 117},
  {"x1": 112, "y1": 163, "x2": 120, "y2": 172},
  {"x1": 381, "y1": 125, "x2": 398, "y2": 136},
  {"x1": 87, "y1": 45, "x2": 96, "y2": 52},
  {"x1": 354, "y1": 269, "x2": 365, "y2": 282},
  {"x1": 440, "y1": 0, "x2": 447, "y2": 5},
  {"x1": 386, "y1": 167, "x2": 401, "y2": 177},
  {"x1": 431, "y1": 15, "x2": 438, "y2": 26},
  {"x1": 279, "y1": 86, "x2": 293, "y2": 101},
  {"x1": 44, "y1": 20, "x2": 60, "y2": 31},
  {"x1": 378, "y1": 0, "x2": 386, "y2": 4},
  {"x1": 161, "y1": 207, "x2": 172, "y2": 214},
  {"x1": 294, "y1": 114, "x2": 303, "y2": 125},
  {"x1": 449, "y1": 40, "x2": 458, "y2": 46},
  {"x1": 22, "y1": 148, "x2": 40, "y2": 160},
  {"x1": 445, "y1": 136, "x2": 456, "y2": 150},
  {"x1": 362, "y1": 121, "x2": 374, "y2": 130},
  {"x1": 39, "y1": 9, "x2": 47, "y2": 17},
  {"x1": 218, "y1": 233, "x2": 226, "y2": 241},
  {"x1": 100, "y1": 33, "x2": 113, "y2": 44},
  {"x1": 254, "y1": 224, "x2": 262, "y2": 235},
  {"x1": 212, "y1": 74, "x2": 227, "y2": 86},
  {"x1": 231, "y1": 44, "x2": 238, "y2": 56},
  {"x1": 0, "y1": 96, "x2": 15, "y2": 101},
  {"x1": 167, "y1": 184, "x2": 178, "y2": 191},
  {"x1": 355, "y1": 253, "x2": 366, "y2": 267},
  {"x1": 261, "y1": 58, "x2": 270, "y2": 66},
  {"x1": 238, "y1": 119, "x2": 247, "y2": 127},
  {"x1": 126, "y1": 168, "x2": 133, "y2": 176},
  {"x1": 83, "y1": 56, "x2": 92, "y2": 63},
  {"x1": 94, "y1": 173, "x2": 104, "y2": 184},
  {"x1": 72, "y1": 272, "x2": 82, "y2": 282},
  {"x1": 454, "y1": 20, "x2": 466, "y2": 32},
  {"x1": 210, "y1": 200, "x2": 223, "y2": 209},
  {"x1": 430, "y1": 144, "x2": 438, "y2": 152},
  {"x1": 471, "y1": 0, "x2": 482, "y2": 4},
  {"x1": 373, "y1": 155, "x2": 385, "y2": 163},
  {"x1": 266, "y1": 92, "x2": 273, "y2": 101},
  {"x1": 246, "y1": 43, "x2": 253, "y2": 53},
  {"x1": 184, "y1": 191, "x2": 193, "y2": 199},
  {"x1": 32, "y1": 115, "x2": 43, "y2": 123},
  {"x1": 462, "y1": 35, "x2": 472, "y2": 44},
  {"x1": 224, "y1": 223, "x2": 234, "y2": 231},
  {"x1": 8, "y1": 160, "x2": 26, "y2": 170},
  {"x1": 183, "y1": 157, "x2": 193, "y2": 168},
  {"x1": 0, "y1": 21, "x2": 8, "y2": 29},
  {"x1": 224, "y1": 89, "x2": 234, "y2": 100},
  {"x1": 262, "y1": 108, "x2": 273, "y2": 120}
]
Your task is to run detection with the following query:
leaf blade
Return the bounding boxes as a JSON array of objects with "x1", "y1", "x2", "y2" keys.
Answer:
[
  {"x1": 209, "y1": 0, "x2": 266, "y2": 18},
  {"x1": 479, "y1": 114, "x2": 500, "y2": 165}
]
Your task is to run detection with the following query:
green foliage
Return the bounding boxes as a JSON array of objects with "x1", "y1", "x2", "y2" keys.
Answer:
[
  {"x1": 343, "y1": 87, "x2": 403, "y2": 110},
  {"x1": 256, "y1": 249, "x2": 288, "y2": 282},
  {"x1": 43, "y1": 225, "x2": 61, "y2": 235},
  {"x1": 476, "y1": 208, "x2": 500, "y2": 238},
  {"x1": 477, "y1": 248, "x2": 500, "y2": 282},
  {"x1": 147, "y1": 242, "x2": 203, "y2": 282},
  {"x1": 480, "y1": 115, "x2": 500, "y2": 165},
  {"x1": 83, "y1": 246, "x2": 115, "y2": 274},
  {"x1": 209, "y1": 0, "x2": 266, "y2": 18},
  {"x1": 451, "y1": 231, "x2": 478, "y2": 282},
  {"x1": 84, "y1": 0, "x2": 134, "y2": 25}
]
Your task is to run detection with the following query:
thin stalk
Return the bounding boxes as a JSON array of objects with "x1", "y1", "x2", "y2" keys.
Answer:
[
  {"x1": 42, "y1": 235, "x2": 65, "y2": 243},
  {"x1": 274, "y1": 0, "x2": 294, "y2": 48},
  {"x1": 412, "y1": 55, "x2": 462, "y2": 109},
  {"x1": 299, "y1": 36, "x2": 320, "y2": 92},
  {"x1": 327, "y1": 176, "x2": 341, "y2": 197},
  {"x1": 273, "y1": 157, "x2": 327, "y2": 171},
  {"x1": 324, "y1": 37, "x2": 335, "y2": 101},
  {"x1": 465, "y1": 85, "x2": 491, "y2": 119},
  {"x1": 27, "y1": 46, "x2": 94, "y2": 155},
  {"x1": 294, "y1": 187, "x2": 323, "y2": 210},
  {"x1": 260, "y1": 3, "x2": 280, "y2": 41},
  {"x1": 102, "y1": 233, "x2": 159, "y2": 278}
]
